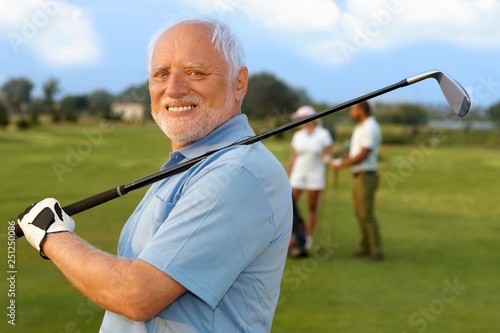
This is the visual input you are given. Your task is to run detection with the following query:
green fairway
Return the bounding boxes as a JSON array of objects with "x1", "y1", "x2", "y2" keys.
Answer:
[{"x1": 1, "y1": 122, "x2": 499, "y2": 332}]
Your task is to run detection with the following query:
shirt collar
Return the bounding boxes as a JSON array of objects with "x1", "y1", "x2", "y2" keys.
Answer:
[{"x1": 177, "y1": 114, "x2": 255, "y2": 159}]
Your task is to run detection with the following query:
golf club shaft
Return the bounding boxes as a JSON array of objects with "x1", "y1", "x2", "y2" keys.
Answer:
[{"x1": 14, "y1": 71, "x2": 466, "y2": 239}]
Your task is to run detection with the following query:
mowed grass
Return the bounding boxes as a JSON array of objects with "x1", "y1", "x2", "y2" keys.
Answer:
[{"x1": 1, "y1": 122, "x2": 499, "y2": 332}]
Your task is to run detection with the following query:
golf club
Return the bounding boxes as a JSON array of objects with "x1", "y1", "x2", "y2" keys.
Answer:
[
  {"x1": 312, "y1": 168, "x2": 340, "y2": 259},
  {"x1": 13, "y1": 70, "x2": 471, "y2": 239},
  {"x1": 312, "y1": 164, "x2": 328, "y2": 257}
]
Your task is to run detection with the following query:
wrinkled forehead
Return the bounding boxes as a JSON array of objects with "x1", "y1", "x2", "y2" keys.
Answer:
[
  {"x1": 160, "y1": 21, "x2": 214, "y2": 49},
  {"x1": 152, "y1": 22, "x2": 227, "y2": 67}
]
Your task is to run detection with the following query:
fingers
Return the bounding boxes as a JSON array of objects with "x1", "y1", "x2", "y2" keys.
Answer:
[
  {"x1": 17, "y1": 202, "x2": 37, "y2": 221},
  {"x1": 331, "y1": 158, "x2": 343, "y2": 168},
  {"x1": 17, "y1": 198, "x2": 68, "y2": 259}
]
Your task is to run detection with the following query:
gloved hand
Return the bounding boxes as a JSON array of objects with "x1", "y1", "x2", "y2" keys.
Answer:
[{"x1": 18, "y1": 198, "x2": 75, "y2": 259}]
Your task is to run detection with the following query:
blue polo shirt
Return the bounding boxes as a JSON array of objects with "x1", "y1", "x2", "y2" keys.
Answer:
[{"x1": 99, "y1": 114, "x2": 292, "y2": 333}]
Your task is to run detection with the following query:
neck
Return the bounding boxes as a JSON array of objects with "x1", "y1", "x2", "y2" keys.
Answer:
[
  {"x1": 304, "y1": 123, "x2": 316, "y2": 133},
  {"x1": 359, "y1": 114, "x2": 370, "y2": 123},
  {"x1": 171, "y1": 141, "x2": 193, "y2": 152}
]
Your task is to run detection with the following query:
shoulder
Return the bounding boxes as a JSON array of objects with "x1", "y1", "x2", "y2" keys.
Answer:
[
  {"x1": 315, "y1": 127, "x2": 333, "y2": 142},
  {"x1": 362, "y1": 117, "x2": 380, "y2": 130},
  {"x1": 317, "y1": 127, "x2": 332, "y2": 137},
  {"x1": 293, "y1": 128, "x2": 306, "y2": 136},
  {"x1": 196, "y1": 143, "x2": 285, "y2": 181},
  {"x1": 367, "y1": 116, "x2": 380, "y2": 126},
  {"x1": 291, "y1": 129, "x2": 305, "y2": 141}
]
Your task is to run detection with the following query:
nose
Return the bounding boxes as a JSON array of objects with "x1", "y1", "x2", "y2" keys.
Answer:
[{"x1": 164, "y1": 71, "x2": 189, "y2": 99}]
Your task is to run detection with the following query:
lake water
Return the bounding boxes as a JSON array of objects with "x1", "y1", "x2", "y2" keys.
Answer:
[{"x1": 428, "y1": 120, "x2": 497, "y2": 130}]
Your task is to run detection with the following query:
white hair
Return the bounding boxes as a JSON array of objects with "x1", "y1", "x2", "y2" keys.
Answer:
[{"x1": 146, "y1": 16, "x2": 246, "y2": 81}]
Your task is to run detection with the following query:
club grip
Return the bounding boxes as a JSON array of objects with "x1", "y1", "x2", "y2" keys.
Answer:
[
  {"x1": 14, "y1": 223, "x2": 24, "y2": 239},
  {"x1": 13, "y1": 185, "x2": 126, "y2": 239},
  {"x1": 62, "y1": 186, "x2": 126, "y2": 216}
]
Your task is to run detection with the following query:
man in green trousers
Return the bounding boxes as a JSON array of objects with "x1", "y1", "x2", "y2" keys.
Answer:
[{"x1": 331, "y1": 101, "x2": 384, "y2": 261}]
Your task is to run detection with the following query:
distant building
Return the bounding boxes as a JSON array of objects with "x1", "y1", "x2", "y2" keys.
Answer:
[{"x1": 110, "y1": 102, "x2": 145, "y2": 122}]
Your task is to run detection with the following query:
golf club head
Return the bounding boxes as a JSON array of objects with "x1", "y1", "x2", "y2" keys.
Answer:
[{"x1": 407, "y1": 71, "x2": 471, "y2": 117}]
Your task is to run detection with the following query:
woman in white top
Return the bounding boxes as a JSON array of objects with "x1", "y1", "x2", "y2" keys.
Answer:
[{"x1": 288, "y1": 105, "x2": 333, "y2": 250}]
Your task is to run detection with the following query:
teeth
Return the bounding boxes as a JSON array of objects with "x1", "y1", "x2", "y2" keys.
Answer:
[{"x1": 167, "y1": 105, "x2": 194, "y2": 112}]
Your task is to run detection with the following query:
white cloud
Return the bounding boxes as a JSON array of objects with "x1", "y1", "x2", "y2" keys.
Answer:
[
  {"x1": 237, "y1": 0, "x2": 340, "y2": 33},
  {"x1": 303, "y1": 0, "x2": 500, "y2": 65},
  {"x1": 181, "y1": 0, "x2": 340, "y2": 32},
  {"x1": 0, "y1": 0, "x2": 101, "y2": 67},
  {"x1": 182, "y1": 0, "x2": 500, "y2": 65},
  {"x1": 382, "y1": 0, "x2": 500, "y2": 44}
]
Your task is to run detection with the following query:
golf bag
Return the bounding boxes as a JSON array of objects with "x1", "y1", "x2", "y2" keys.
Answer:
[{"x1": 288, "y1": 202, "x2": 308, "y2": 258}]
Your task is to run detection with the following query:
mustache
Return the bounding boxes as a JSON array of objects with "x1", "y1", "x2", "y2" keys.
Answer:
[{"x1": 160, "y1": 96, "x2": 202, "y2": 108}]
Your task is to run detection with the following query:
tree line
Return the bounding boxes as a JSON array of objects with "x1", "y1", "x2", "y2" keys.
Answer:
[{"x1": 1, "y1": 73, "x2": 499, "y2": 130}]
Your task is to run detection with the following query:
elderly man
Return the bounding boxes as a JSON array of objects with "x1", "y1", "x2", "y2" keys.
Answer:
[{"x1": 18, "y1": 17, "x2": 292, "y2": 332}]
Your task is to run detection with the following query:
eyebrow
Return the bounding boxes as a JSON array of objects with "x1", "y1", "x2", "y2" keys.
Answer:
[
  {"x1": 151, "y1": 64, "x2": 168, "y2": 71},
  {"x1": 150, "y1": 62, "x2": 207, "y2": 72},
  {"x1": 185, "y1": 62, "x2": 204, "y2": 69}
]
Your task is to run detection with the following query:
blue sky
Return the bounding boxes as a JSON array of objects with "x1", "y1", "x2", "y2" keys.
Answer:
[{"x1": 1, "y1": 0, "x2": 500, "y2": 113}]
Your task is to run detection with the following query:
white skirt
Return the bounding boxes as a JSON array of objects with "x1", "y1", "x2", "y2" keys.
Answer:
[{"x1": 289, "y1": 169, "x2": 326, "y2": 190}]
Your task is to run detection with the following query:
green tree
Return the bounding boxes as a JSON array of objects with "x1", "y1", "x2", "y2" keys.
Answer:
[
  {"x1": 0, "y1": 102, "x2": 9, "y2": 128},
  {"x1": 486, "y1": 101, "x2": 500, "y2": 127},
  {"x1": 60, "y1": 95, "x2": 88, "y2": 122},
  {"x1": 42, "y1": 77, "x2": 60, "y2": 120},
  {"x1": 242, "y1": 72, "x2": 311, "y2": 120},
  {"x1": 27, "y1": 99, "x2": 45, "y2": 125},
  {"x1": 116, "y1": 81, "x2": 151, "y2": 118},
  {"x1": 376, "y1": 103, "x2": 428, "y2": 125},
  {"x1": 1, "y1": 77, "x2": 34, "y2": 114},
  {"x1": 42, "y1": 77, "x2": 60, "y2": 105},
  {"x1": 87, "y1": 89, "x2": 114, "y2": 117}
]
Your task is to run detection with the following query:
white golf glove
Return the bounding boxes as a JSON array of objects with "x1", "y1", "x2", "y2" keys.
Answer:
[
  {"x1": 18, "y1": 198, "x2": 75, "y2": 259},
  {"x1": 331, "y1": 158, "x2": 344, "y2": 167}
]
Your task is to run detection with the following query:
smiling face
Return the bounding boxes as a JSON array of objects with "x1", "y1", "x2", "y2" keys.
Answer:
[{"x1": 148, "y1": 21, "x2": 248, "y2": 151}]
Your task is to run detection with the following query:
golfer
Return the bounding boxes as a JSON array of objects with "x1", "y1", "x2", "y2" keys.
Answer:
[
  {"x1": 18, "y1": 17, "x2": 293, "y2": 332},
  {"x1": 331, "y1": 101, "x2": 384, "y2": 261},
  {"x1": 288, "y1": 105, "x2": 333, "y2": 251}
]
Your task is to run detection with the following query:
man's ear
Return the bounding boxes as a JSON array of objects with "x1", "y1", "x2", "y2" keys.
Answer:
[{"x1": 234, "y1": 66, "x2": 248, "y2": 102}]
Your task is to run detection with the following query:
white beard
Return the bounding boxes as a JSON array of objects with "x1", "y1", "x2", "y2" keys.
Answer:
[{"x1": 152, "y1": 93, "x2": 236, "y2": 148}]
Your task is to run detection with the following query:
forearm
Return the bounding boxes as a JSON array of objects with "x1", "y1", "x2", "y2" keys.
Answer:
[
  {"x1": 43, "y1": 232, "x2": 154, "y2": 320},
  {"x1": 342, "y1": 154, "x2": 364, "y2": 167},
  {"x1": 19, "y1": 199, "x2": 186, "y2": 321},
  {"x1": 323, "y1": 146, "x2": 332, "y2": 157},
  {"x1": 338, "y1": 148, "x2": 370, "y2": 168}
]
